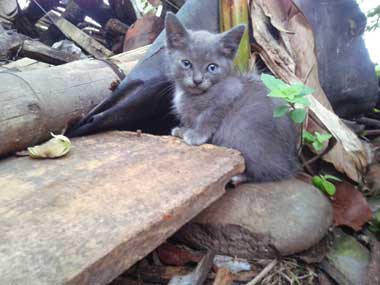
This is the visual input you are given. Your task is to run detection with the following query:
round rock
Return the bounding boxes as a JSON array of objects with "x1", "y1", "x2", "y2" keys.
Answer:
[{"x1": 175, "y1": 179, "x2": 333, "y2": 258}]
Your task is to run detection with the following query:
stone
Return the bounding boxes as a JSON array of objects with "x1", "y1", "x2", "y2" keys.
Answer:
[
  {"x1": 175, "y1": 179, "x2": 332, "y2": 258},
  {"x1": 321, "y1": 229, "x2": 370, "y2": 285},
  {"x1": 0, "y1": 131, "x2": 244, "y2": 285}
]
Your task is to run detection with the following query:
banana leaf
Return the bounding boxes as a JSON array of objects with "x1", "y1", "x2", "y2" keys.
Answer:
[{"x1": 219, "y1": 0, "x2": 250, "y2": 72}]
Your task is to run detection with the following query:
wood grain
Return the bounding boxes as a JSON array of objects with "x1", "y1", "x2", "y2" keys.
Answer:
[{"x1": 0, "y1": 131, "x2": 244, "y2": 285}]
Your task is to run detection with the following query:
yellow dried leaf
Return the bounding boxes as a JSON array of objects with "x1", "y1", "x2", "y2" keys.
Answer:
[{"x1": 27, "y1": 133, "x2": 71, "y2": 159}]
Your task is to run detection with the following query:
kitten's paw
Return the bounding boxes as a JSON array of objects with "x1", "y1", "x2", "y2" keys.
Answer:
[
  {"x1": 183, "y1": 129, "x2": 209, "y2": 145},
  {"x1": 230, "y1": 174, "x2": 249, "y2": 187},
  {"x1": 171, "y1": 127, "x2": 187, "y2": 138}
]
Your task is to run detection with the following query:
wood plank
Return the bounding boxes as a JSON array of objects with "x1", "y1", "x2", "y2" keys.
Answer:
[
  {"x1": 50, "y1": 13, "x2": 113, "y2": 59},
  {"x1": 0, "y1": 131, "x2": 244, "y2": 285}
]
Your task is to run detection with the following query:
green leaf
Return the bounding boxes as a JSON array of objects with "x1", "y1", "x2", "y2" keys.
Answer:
[
  {"x1": 312, "y1": 176, "x2": 324, "y2": 189},
  {"x1": 261, "y1": 73, "x2": 288, "y2": 91},
  {"x1": 312, "y1": 140, "x2": 323, "y2": 152},
  {"x1": 273, "y1": 105, "x2": 289, "y2": 118},
  {"x1": 289, "y1": 109, "x2": 307, "y2": 124},
  {"x1": 322, "y1": 180, "x2": 336, "y2": 196},
  {"x1": 323, "y1": 175, "x2": 342, "y2": 182},
  {"x1": 315, "y1": 132, "x2": 332, "y2": 143},
  {"x1": 268, "y1": 89, "x2": 287, "y2": 98},
  {"x1": 303, "y1": 131, "x2": 315, "y2": 143},
  {"x1": 298, "y1": 86, "x2": 315, "y2": 97},
  {"x1": 374, "y1": 108, "x2": 380, "y2": 113},
  {"x1": 290, "y1": 97, "x2": 311, "y2": 106}
]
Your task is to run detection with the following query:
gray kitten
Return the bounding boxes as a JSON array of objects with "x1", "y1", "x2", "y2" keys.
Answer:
[{"x1": 165, "y1": 12, "x2": 298, "y2": 183}]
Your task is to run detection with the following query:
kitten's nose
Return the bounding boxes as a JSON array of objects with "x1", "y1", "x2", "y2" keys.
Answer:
[{"x1": 193, "y1": 78, "x2": 203, "y2": 85}]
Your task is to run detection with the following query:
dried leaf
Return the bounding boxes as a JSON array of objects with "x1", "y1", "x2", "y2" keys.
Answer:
[
  {"x1": 332, "y1": 181, "x2": 372, "y2": 231},
  {"x1": 249, "y1": 0, "x2": 369, "y2": 182},
  {"x1": 156, "y1": 243, "x2": 202, "y2": 266},
  {"x1": 28, "y1": 133, "x2": 71, "y2": 159}
]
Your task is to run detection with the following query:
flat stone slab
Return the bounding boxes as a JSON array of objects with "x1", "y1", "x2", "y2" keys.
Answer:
[{"x1": 0, "y1": 131, "x2": 244, "y2": 285}]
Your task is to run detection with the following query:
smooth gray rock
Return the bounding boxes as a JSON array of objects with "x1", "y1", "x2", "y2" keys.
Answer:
[
  {"x1": 175, "y1": 179, "x2": 333, "y2": 258},
  {"x1": 321, "y1": 230, "x2": 370, "y2": 285}
]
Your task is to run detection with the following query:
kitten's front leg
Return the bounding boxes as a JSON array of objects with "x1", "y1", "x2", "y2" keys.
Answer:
[
  {"x1": 171, "y1": 127, "x2": 188, "y2": 138},
  {"x1": 183, "y1": 108, "x2": 221, "y2": 145},
  {"x1": 183, "y1": 129, "x2": 210, "y2": 145}
]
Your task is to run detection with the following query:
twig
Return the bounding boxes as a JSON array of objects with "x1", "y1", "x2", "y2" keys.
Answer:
[
  {"x1": 246, "y1": 259, "x2": 278, "y2": 285},
  {"x1": 356, "y1": 117, "x2": 380, "y2": 129},
  {"x1": 213, "y1": 267, "x2": 233, "y2": 285},
  {"x1": 169, "y1": 251, "x2": 215, "y2": 285},
  {"x1": 301, "y1": 138, "x2": 337, "y2": 169},
  {"x1": 362, "y1": 130, "x2": 380, "y2": 136}
]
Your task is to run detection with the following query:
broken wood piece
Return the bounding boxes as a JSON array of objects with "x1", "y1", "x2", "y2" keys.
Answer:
[
  {"x1": 20, "y1": 39, "x2": 80, "y2": 64},
  {"x1": 126, "y1": 263, "x2": 258, "y2": 283},
  {"x1": 105, "y1": 18, "x2": 129, "y2": 35},
  {"x1": 0, "y1": 46, "x2": 147, "y2": 157},
  {"x1": 213, "y1": 268, "x2": 233, "y2": 285},
  {"x1": 40, "y1": 0, "x2": 84, "y2": 45},
  {"x1": 246, "y1": 259, "x2": 278, "y2": 285},
  {"x1": 0, "y1": 28, "x2": 79, "y2": 65},
  {"x1": 49, "y1": 13, "x2": 113, "y2": 59},
  {"x1": 169, "y1": 251, "x2": 216, "y2": 285},
  {"x1": 356, "y1": 117, "x2": 380, "y2": 129},
  {"x1": 0, "y1": 131, "x2": 244, "y2": 285}
]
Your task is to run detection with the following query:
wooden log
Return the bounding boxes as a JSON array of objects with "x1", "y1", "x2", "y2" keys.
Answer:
[
  {"x1": 0, "y1": 131, "x2": 244, "y2": 285},
  {"x1": 0, "y1": 57, "x2": 51, "y2": 72},
  {"x1": 50, "y1": 13, "x2": 113, "y2": 59},
  {"x1": 0, "y1": 45, "x2": 149, "y2": 158}
]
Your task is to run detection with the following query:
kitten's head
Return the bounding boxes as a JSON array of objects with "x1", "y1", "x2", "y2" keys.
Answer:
[{"x1": 165, "y1": 12, "x2": 245, "y2": 95}]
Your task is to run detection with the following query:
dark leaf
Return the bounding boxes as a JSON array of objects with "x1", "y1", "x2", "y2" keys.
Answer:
[{"x1": 332, "y1": 181, "x2": 372, "y2": 231}]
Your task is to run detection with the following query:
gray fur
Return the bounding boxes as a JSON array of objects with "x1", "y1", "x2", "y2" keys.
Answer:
[{"x1": 165, "y1": 12, "x2": 298, "y2": 182}]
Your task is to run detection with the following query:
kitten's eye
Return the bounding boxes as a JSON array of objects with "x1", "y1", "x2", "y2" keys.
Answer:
[
  {"x1": 181, "y1": 60, "x2": 192, "y2": 69},
  {"x1": 207, "y1": 63, "x2": 219, "y2": 73}
]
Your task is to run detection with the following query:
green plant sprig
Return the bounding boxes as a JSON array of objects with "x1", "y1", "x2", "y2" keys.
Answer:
[
  {"x1": 303, "y1": 131, "x2": 332, "y2": 152},
  {"x1": 312, "y1": 174, "x2": 341, "y2": 196},
  {"x1": 261, "y1": 73, "x2": 313, "y2": 124}
]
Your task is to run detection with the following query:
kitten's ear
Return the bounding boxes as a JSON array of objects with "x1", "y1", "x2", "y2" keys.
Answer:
[
  {"x1": 165, "y1": 12, "x2": 189, "y2": 50},
  {"x1": 219, "y1": 24, "x2": 246, "y2": 58}
]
